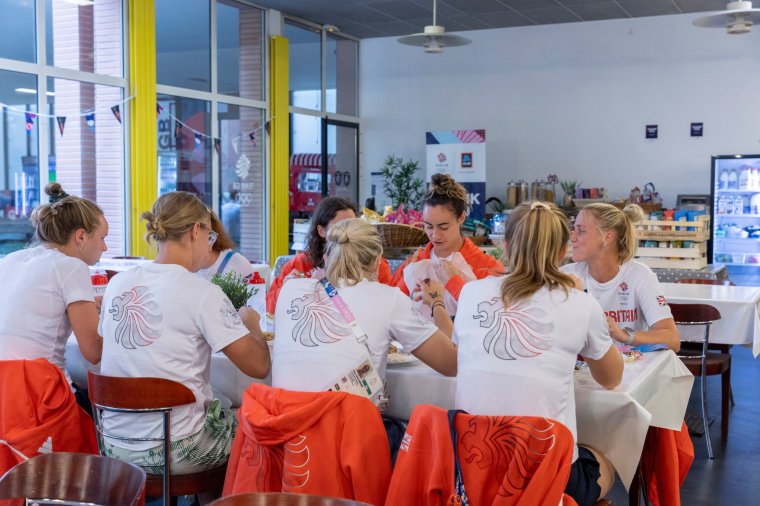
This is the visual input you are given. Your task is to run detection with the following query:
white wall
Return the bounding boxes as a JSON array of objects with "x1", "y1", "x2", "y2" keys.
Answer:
[{"x1": 359, "y1": 14, "x2": 760, "y2": 208}]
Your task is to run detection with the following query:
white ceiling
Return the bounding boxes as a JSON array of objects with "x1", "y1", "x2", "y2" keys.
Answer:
[{"x1": 253, "y1": 0, "x2": 732, "y2": 39}]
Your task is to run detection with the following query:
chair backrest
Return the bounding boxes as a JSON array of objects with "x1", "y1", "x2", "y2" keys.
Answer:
[
  {"x1": 272, "y1": 255, "x2": 296, "y2": 278},
  {"x1": 87, "y1": 371, "x2": 196, "y2": 504},
  {"x1": 211, "y1": 492, "x2": 370, "y2": 506},
  {"x1": 87, "y1": 370, "x2": 195, "y2": 410},
  {"x1": 677, "y1": 278, "x2": 735, "y2": 286},
  {"x1": 0, "y1": 452, "x2": 146, "y2": 506},
  {"x1": 669, "y1": 303, "x2": 721, "y2": 327}
]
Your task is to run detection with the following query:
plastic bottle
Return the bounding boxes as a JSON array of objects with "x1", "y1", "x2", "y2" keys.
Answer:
[
  {"x1": 729, "y1": 168, "x2": 738, "y2": 189},
  {"x1": 91, "y1": 271, "x2": 108, "y2": 297},
  {"x1": 739, "y1": 167, "x2": 749, "y2": 190},
  {"x1": 719, "y1": 168, "x2": 729, "y2": 189},
  {"x1": 733, "y1": 196, "x2": 743, "y2": 215},
  {"x1": 246, "y1": 272, "x2": 267, "y2": 318},
  {"x1": 717, "y1": 195, "x2": 727, "y2": 215}
]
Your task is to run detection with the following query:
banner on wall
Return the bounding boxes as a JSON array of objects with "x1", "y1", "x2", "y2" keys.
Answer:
[{"x1": 425, "y1": 129, "x2": 486, "y2": 219}]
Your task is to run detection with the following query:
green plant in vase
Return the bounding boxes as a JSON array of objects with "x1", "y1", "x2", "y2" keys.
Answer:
[
  {"x1": 211, "y1": 271, "x2": 255, "y2": 310},
  {"x1": 379, "y1": 155, "x2": 425, "y2": 210}
]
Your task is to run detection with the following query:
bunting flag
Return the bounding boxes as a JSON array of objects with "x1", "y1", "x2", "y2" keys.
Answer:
[
  {"x1": 231, "y1": 136, "x2": 240, "y2": 154},
  {"x1": 174, "y1": 121, "x2": 182, "y2": 139},
  {"x1": 56, "y1": 116, "x2": 66, "y2": 137},
  {"x1": 25, "y1": 112, "x2": 35, "y2": 133},
  {"x1": 249, "y1": 131, "x2": 256, "y2": 146},
  {"x1": 156, "y1": 103, "x2": 164, "y2": 117},
  {"x1": 214, "y1": 138, "x2": 221, "y2": 156},
  {"x1": 85, "y1": 113, "x2": 95, "y2": 132},
  {"x1": 194, "y1": 133, "x2": 202, "y2": 147},
  {"x1": 111, "y1": 105, "x2": 121, "y2": 123}
]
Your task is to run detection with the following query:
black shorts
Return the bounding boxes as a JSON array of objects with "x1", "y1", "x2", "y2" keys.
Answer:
[{"x1": 564, "y1": 446, "x2": 602, "y2": 506}]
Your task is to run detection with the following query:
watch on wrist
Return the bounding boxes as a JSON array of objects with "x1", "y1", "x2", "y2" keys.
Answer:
[{"x1": 623, "y1": 327, "x2": 636, "y2": 346}]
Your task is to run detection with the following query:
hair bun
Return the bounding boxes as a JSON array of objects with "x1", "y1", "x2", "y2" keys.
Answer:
[{"x1": 44, "y1": 182, "x2": 69, "y2": 203}]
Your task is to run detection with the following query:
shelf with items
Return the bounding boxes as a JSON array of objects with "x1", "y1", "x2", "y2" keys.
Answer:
[
  {"x1": 635, "y1": 215, "x2": 710, "y2": 270},
  {"x1": 714, "y1": 188, "x2": 760, "y2": 193}
]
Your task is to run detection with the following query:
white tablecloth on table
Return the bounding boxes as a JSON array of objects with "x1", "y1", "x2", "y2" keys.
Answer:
[
  {"x1": 383, "y1": 350, "x2": 692, "y2": 489},
  {"x1": 661, "y1": 282, "x2": 760, "y2": 357},
  {"x1": 66, "y1": 339, "x2": 691, "y2": 489}
]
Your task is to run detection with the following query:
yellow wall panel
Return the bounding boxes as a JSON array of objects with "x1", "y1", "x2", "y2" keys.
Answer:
[{"x1": 269, "y1": 36, "x2": 290, "y2": 264}]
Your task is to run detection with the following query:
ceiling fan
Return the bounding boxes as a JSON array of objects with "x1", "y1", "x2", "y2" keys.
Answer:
[
  {"x1": 397, "y1": 0, "x2": 471, "y2": 53},
  {"x1": 693, "y1": 1, "x2": 760, "y2": 34}
]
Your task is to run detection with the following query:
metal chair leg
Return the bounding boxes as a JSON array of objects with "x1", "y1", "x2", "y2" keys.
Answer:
[{"x1": 700, "y1": 368, "x2": 713, "y2": 459}]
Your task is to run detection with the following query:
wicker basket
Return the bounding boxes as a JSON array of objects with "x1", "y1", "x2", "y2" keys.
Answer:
[{"x1": 374, "y1": 222, "x2": 428, "y2": 249}]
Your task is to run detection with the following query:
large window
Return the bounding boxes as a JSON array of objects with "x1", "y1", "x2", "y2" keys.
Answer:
[
  {"x1": 285, "y1": 19, "x2": 359, "y2": 249},
  {"x1": 0, "y1": 0, "x2": 127, "y2": 255},
  {"x1": 155, "y1": 0, "x2": 266, "y2": 262}
]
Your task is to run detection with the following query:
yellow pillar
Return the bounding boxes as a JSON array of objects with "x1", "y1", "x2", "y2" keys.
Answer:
[
  {"x1": 269, "y1": 36, "x2": 290, "y2": 264},
  {"x1": 128, "y1": 0, "x2": 157, "y2": 257}
]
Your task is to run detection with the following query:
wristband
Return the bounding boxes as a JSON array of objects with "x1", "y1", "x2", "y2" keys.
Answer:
[
  {"x1": 431, "y1": 300, "x2": 445, "y2": 316},
  {"x1": 623, "y1": 327, "x2": 636, "y2": 346}
]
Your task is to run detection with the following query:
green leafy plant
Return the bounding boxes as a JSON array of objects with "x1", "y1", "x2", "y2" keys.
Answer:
[
  {"x1": 379, "y1": 155, "x2": 425, "y2": 210},
  {"x1": 560, "y1": 180, "x2": 581, "y2": 196},
  {"x1": 487, "y1": 247, "x2": 504, "y2": 262},
  {"x1": 211, "y1": 271, "x2": 255, "y2": 310}
]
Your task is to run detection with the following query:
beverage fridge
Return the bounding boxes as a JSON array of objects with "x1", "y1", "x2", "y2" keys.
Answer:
[{"x1": 711, "y1": 154, "x2": 760, "y2": 280}]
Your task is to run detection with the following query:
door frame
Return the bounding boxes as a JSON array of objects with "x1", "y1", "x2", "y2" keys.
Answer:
[{"x1": 321, "y1": 118, "x2": 359, "y2": 204}]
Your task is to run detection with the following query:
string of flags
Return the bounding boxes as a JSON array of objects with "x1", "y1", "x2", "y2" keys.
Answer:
[
  {"x1": 1, "y1": 97, "x2": 263, "y2": 159},
  {"x1": 158, "y1": 102, "x2": 262, "y2": 156}
]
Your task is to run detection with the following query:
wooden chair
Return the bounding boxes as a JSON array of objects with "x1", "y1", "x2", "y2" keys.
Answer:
[
  {"x1": 0, "y1": 452, "x2": 146, "y2": 505},
  {"x1": 676, "y1": 278, "x2": 736, "y2": 407},
  {"x1": 669, "y1": 303, "x2": 730, "y2": 459},
  {"x1": 87, "y1": 371, "x2": 228, "y2": 506},
  {"x1": 211, "y1": 493, "x2": 371, "y2": 506}
]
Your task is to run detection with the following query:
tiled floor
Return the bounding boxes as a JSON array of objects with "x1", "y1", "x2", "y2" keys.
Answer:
[{"x1": 606, "y1": 345, "x2": 760, "y2": 505}]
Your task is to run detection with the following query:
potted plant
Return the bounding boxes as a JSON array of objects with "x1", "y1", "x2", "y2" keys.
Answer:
[
  {"x1": 560, "y1": 180, "x2": 580, "y2": 207},
  {"x1": 379, "y1": 155, "x2": 425, "y2": 210},
  {"x1": 211, "y1": 271, "x2": 254, "y2": 310}
]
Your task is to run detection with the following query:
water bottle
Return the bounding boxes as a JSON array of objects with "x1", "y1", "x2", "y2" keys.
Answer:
[
  {"x1": 246, "y1": 272, "x2": 267, "y2": 318},
  {"x1": 91, "y1": 271, "x2": 108, "y2": 297},
  {"x1": 734, "y1": 196, "x2": 743, "y2": 215}
]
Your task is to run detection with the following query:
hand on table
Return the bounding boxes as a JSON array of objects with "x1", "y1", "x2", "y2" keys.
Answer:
[{"x1": 606, "y1": 316, "x2": 625, "y2": 344}]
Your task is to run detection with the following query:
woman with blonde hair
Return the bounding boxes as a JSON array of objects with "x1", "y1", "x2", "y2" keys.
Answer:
[
  {"x1": 561, "y1": 203, "x2": 679, "y2": 352},
  {"x1": 0, "y1": 182, "x2": 107, "y2": 395},
  {"x1": 390, "y1": 173, "x2": 503, "y2": 319},
  {"x1": 99, "y1": 191, "x2": 270, "y2": 474},
  {"x1": 272, "y1": 218, "x2": 457, "y2": 407},
  {"x1": 196, "y1": 210, "x2": 254, "y2": 281},
  {"x1": 451, "y1": 201, "x2": 623, "y2": 506}
]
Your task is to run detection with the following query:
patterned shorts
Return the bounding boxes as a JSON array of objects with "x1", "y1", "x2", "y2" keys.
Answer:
[{"x1": 104, "y1": 400, "x2": 238, "y2": 475}]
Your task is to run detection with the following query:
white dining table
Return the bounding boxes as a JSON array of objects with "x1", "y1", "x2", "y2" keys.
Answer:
[
  {"x1": 661, "y1": 282, "x2": 760, "y2": 357},
  {"x1": 65, "y1": 340, "x2": 691, "y2": 490}
]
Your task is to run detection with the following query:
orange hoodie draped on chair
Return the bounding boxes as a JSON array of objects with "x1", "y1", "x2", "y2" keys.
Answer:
[
  {"x1": 222, "y1": 383, "x2": 392, "y2": 506},
  {"x1": 0, "y1": 359, "x2": 98, "y2": 475},
  {"x1": 386, "y1": 405, "x2": 576, "y2": 506},
  {"x1": 639, "y1": 423, "x2": 694, "y2": 506}
]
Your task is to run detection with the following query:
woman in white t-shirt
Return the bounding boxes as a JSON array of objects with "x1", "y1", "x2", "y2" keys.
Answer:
[
  {"x1": 0, "y1": 182, "x2": 107, "y2": 399},
  {"x1": 196, "y1": 210, "x2": 253, "y2": 281},
  {"x1": 561, "y1": 203, "x2": 680, "y2": 352},
  {"x1": 451, "y1": 201, "x2": 623, "y2": 506},
  {"x1": 272, "y1": 218, "x2": 457, "y2": 407},
  {"x1": 99, "y1": 191, "x2": 270, "y2": 475}
]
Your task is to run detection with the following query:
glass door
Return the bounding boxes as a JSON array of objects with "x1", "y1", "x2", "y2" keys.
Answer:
[{"x1": 322, "y1": 119, "x2": 358, "y2": 204}]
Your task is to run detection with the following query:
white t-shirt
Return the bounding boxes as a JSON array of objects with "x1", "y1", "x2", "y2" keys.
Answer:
[
  {"x1": 196, "y1": 249, "x2": 253, "y2": 281},
  {"x1": 561, "y1": 260, "x2": 672, "y2": 332},
  {"x1": 99, "y1": 262, "x2": 250, "y2": 450},
  {"x1": 272, "y1": 278, "x2": 438, "y2": 402},
  {"x1": 454, "y1": 276, "x2": 614, "y2": 462},
  {"x1": 0, "y1": 245, "x2": 94, "y2": 383}
]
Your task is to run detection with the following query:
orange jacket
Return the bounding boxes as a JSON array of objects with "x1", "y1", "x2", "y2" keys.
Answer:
[
  {"x1": 223, "y1": 384, "x2": 392, "y2": 505},
  {"x1": 390, "y1": 238, "x2": 504, "y2": 299},
  {"x1": 0, "y1": 359, "x2": 98, "y2": 475},
  {"x1": 266, "y1": 253, "x2": 393, "y2": 314},
  {"x1": 386, "y1": 405, "x2": 575, "y2": 506},
  {"x1": 639, "y1": 422, "x2": 694, "y2": 506}
]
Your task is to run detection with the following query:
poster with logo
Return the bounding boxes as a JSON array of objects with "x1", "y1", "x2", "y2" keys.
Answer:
[{"x1": 426, "y1": 130, "x2": 486, "y2": 219}]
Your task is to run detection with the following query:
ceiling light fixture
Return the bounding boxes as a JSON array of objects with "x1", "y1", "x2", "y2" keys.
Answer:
[
  {"x1": 15, "y1": 88, "x2": 55, "y2": 97},
  {"x1": 693, "y1": 1, "x2": 760, "y2": 34},
  {"x1": 323, "y1": 24, "x2": 339, "y2": 33},
  {"x1": 397, "y1": 0, "x2": 471, "y2": 53}
]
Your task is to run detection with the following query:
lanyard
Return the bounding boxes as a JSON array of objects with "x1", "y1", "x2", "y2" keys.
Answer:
[{"x1": 448, "y1": 409, "x2": 469, "y2": 505}]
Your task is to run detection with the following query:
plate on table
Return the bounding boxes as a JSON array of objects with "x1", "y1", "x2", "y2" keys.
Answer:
[{"x1": 388, "y1": 352, "x2": 419, "y2": 366}]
